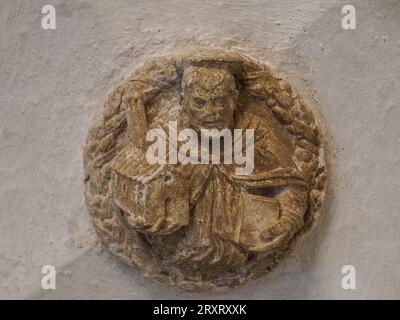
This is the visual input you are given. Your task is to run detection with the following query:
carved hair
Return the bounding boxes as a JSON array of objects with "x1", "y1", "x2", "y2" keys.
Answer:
[{"x1": 181, "y1": 66, "x2": 238, "y2": 94}]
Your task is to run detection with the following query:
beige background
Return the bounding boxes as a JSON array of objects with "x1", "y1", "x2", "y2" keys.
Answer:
[{"x1": 0, "y1": 0, "x2": 399, "y2": 299}]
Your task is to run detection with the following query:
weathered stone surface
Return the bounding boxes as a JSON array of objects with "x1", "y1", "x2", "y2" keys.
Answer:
[
  {"x1": 1, "y1": 0, "x2": 400, "y2": 299},
  {"x1": 84, "y1": 49, "x2": 327, "y2": 291}
]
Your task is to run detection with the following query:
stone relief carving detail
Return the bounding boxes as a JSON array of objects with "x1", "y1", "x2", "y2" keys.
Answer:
[{"x1": 83, "y1": 49, "x2": 327, "y2": 291}]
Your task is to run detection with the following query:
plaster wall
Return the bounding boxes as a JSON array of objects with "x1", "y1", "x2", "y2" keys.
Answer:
[{"x1": 0, "y1": 0, "x2": 399, "y2": 299}]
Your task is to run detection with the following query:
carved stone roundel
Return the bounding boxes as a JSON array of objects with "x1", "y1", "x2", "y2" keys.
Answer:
[{"x1": 83, "y1": 49, "x2": 327, "y2": 292}]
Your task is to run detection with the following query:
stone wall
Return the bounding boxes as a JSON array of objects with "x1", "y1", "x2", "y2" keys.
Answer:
[{"x1": 0, "y1": 0, "x2": 399, "y2": 299}]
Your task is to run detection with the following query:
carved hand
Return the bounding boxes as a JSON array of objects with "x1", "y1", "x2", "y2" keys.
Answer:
[
  {"x1": 259, "y1": 186, "x2": 308, "y2": 252},
  {"x1": 259, "y1": 216, "x2": 295, "y2": 252}
]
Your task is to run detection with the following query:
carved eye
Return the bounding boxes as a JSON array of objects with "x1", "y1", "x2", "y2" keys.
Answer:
[
  {"x1": 193, "y1": 97, "x2": 207, "y2": 107},
  {"x1": 213, "y1": 97, "x2": 226, "y2": 107}
]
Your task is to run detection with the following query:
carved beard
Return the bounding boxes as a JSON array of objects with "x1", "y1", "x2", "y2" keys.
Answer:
[{"x1": 182, "y1": 105, "x2": 235, "y2": 132}]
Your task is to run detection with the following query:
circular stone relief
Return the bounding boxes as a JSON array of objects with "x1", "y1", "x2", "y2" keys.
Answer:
[{"x1": 83, "y1": 49, "x2": 327, "y2": 292}]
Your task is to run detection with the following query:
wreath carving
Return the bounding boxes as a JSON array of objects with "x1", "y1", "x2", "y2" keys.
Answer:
[{"x1": 83, "y1": 49, "x2": 327, "y2": 291}]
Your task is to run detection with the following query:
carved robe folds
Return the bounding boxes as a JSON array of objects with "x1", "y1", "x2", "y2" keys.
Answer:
[{"x1": 112, "y1": 107, "x2": 309, "y2": 271}]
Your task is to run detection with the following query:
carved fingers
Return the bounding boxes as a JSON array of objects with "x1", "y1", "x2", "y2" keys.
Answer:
[
  {"x1": 124, "y1": 83, "x2": 148, "y2": 151},
  {"x1": 240, "y1": 70, "x2": 277, "y2": 98},
  {"x1": 259, "y1": 217, "x2": 294, "y2": 252}
]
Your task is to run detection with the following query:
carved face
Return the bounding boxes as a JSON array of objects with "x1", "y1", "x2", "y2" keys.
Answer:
[{"x1": 181, "y1": 66, "x2": 239, "y2": 131}]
